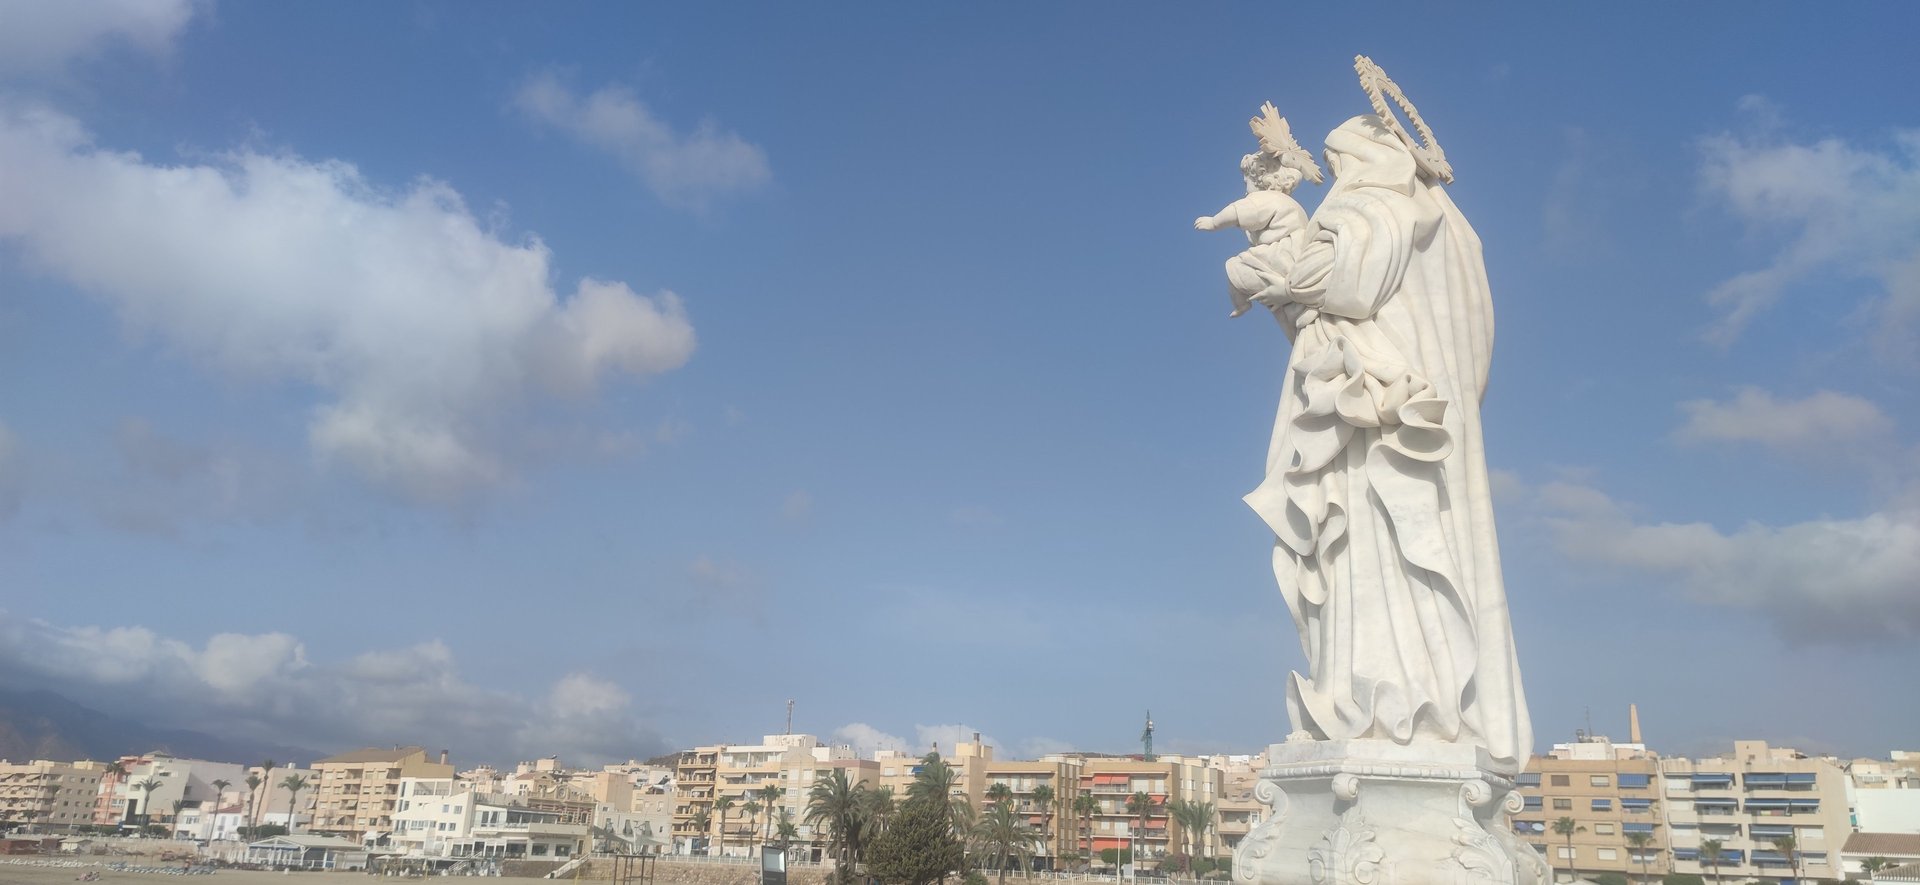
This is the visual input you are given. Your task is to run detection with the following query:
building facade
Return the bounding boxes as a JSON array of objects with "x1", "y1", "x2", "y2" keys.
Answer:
[
  {"x1": 0, "y1": 759, "x2": 107, "y2": 832},
  {"x1": 310, "y1": 747, "x2": 455, "y2": 840},
  {"x1": 1513, "y1": 738, "x2": 1667, "y2": 884}
]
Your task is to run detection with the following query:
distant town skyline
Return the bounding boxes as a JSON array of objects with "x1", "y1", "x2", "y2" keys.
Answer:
[{"x1": 1, "y1": 3, "x2": 1915, "y2": 766}]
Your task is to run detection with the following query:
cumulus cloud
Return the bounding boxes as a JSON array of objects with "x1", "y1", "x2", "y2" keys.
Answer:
[
  {"x1": 0, "y1": 103, "x2": 695, "y2": 504},
  {"x1": 0, "y1": 0, "x2": 198, "y2": 72},
  {"x1": 1526, "y1": 479, "x2": 1920, "y2": 642},
  {"x1": 0, "y1": 611, "x2": 667, "y2": 765},
  {"x1": 828, "y1": 723, "x2": 1007, "y2": 758},
  {"x1": 1675, "y1": 388, "x2": 1893, "y2": 453},
  {"x1": 513, "y1": 72, "x2": 770, "y2": 208},
  {"x1": 1698, "y1": 106, "x2": 1920, "y2": 362}
]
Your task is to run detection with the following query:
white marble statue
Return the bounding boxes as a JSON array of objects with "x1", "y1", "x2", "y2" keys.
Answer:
[
  {"x1": 1195, "y1": 103, "x2": 1325, "y2": 321},
  {"x1": 1203, "y1": 58, "x2": 1545, "y2": 885}
]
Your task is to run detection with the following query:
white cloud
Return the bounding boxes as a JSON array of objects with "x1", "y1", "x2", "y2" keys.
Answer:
[
  {"x1": 831, "y1": 723, "x2": 910, "y2": 757},
  {"x1": 1529, "y1": 480, "x2": 1920, "y2": 642},
  {"x1": 0, "y1": 0, "x2": 197, "y2": 73},
  {"x1": 1675, "y1": 388, "x2": 1893, "y2": 453},
  {"x1": 512, "y1": 72, "x2": 770, "y2": 208},
  {"x1": 0, "y1": 103, "x2": 695, "y2": 504},
  {"x1": 0, "y1": 611, "x2": 667, "y2": 765},
  {"x1": 1698, "y1": 111, "x2": 1920, "y2": 362}
]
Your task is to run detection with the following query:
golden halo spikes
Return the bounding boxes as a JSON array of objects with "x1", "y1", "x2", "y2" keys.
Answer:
[{"x1": 1354, "y1": 55, "x2": 1453, "y2": 184}]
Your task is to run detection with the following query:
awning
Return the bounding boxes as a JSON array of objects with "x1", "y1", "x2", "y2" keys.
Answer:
[
  {"x1": 1745, "y1": 773, "x2": 1789, "y2": 787},
  {"x1": 1786, "y1": 773, "x2": 1818, "y2": 784},
  {"x1": 1690, "y1": 773, "x2": 1735, "y2": 783},
  {"x1": 1091, "y1": 775, "x2": 1127, "y2": 785}
]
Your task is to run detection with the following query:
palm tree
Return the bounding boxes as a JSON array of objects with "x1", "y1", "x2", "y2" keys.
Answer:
[
  {"x1": 1168, "y1": 799, "x2": 1215, "y2": 873},
  {"x1": 207, "y1": 780, "x2": 231, "y2": 840},
  {"x1": 279, "y1": 774, "x2": 309, "y2": 834},
  {"x1": 132, "y1": 777, "x2": 164, "y2": 827},
  {"x1": 714, "y1": 795, "x2": 735, "y2": 858},
  {"x1": 1125, "y1": 792, "x2": 1157, "y2": 860},
  {"x1": 1771, "y1": 834, "x2": 1800, "y2": 884},
  {"x1": 1698, "y1": 838, "x2": 1724, "y2": 885},
  {"x1": 908, "y1": 752, "x2": 971, "y2": 833},
  {"x1": 1865, "y1": 856, "x2": 1894, "y2": 879},
  {"x1": 242, "y1": 774, "x2": 262, "y2": 837},
  {"x1": 970, "y1": 802, "x2": 1044, "y2": 885},
  {"x1": 987, "y1": 783, "x2": 1014, "y2": 808},
  {"x1": 255, "y1": 761, "x2": 275, "y2": 830},
  {"x1": 688, "y1": 809, "x2": 712, "y2": 855},
  {"x1": 1030, "y1": 784, "x2": 1056, "y2": 866},
  {"x1": 742, "y1": 801, "x2": 763, "y2": 856},
  {"x1": 1624, "y1": 827, "x2": 1659, "y2": 885},
  {"x1": 1073, "y1": 794, "x2": 1099, "y2": 863},
  {"x1": 774, "y1": 816, "x2": 799, "y2": 850},
  {"x1": 759, "y1": 783, "x2": 783, "y2": 848},
  {"x1": 1550, "y1": 817, "x2": 1584, "y2": 879},
  {"x1": 806, "y1": 770, "x2": 866, "y2": 876}
]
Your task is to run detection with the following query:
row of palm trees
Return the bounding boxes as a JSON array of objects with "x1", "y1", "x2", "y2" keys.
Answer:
[
  {"x1": 1550, "y1": 815, "x2": 1828, "y2": 885},
  {"x1": 103, "y1": 758, "x2": 310, "y2": 837},
  {"x1": 687, "y1": 782, "x2": 800, "y2": 857},
  {"x1": 795, "y1": 755, "x2": 1219, "y2": 885}
]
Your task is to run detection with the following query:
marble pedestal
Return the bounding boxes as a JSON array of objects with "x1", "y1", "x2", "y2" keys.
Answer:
[{"x1": 1231, "y1": 739, "x2": 1551, "y2": 885}]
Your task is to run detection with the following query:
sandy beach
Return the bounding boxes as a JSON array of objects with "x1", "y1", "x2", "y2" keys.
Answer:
[{"x1": 0, "y1": 864, "x2": 545, "y2": 885}]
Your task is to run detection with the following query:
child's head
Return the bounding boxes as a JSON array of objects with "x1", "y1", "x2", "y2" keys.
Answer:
[{"x1": 1240, "y1": 152, "x2": 1303, "y2": 194}]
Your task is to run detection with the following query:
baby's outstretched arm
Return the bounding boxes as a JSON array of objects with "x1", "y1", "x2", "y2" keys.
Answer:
[{"x1": 1193, "y1": 198, "x2": 1254, "y2": 232}]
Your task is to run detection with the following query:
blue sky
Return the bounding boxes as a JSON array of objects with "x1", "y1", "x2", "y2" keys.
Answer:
[{"x1": 0, "y1": 2, "x2": 1914, "y2": 766}]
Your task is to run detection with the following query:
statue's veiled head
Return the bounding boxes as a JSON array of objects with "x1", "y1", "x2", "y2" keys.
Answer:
[{"x1": 1323, "y1": 115, "x2": 1419, "y2": 196}]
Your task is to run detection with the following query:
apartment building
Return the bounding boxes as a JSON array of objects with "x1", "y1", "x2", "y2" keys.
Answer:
[
  {"x1": 108, "y1": 755, "x2": 249, "y2": 831},
  {"x1": 671, "y1": 744, "x2": 719, "y2": 852},
  {"x1": 1662, "y1": 740, "x2": 1851, "y2": 882},
  {"x1": 249, "y1": 765, "x2": 320, "y2": 831},
  {"x1": 982, "y1": 755, "x2": 1082, "y2": 865},
  {"x1": 310, "y1": 746, "x2": 455, "y2": 839},
  {"x1": 1079, "y1": 755, "x2": 1222, "y2": 864},
  {"x1": 1214, "y1": 753, "x2": 1266, "y2": 858},
  {"x1": 1513, "y1": 737, "x2": 1667, "y2": 883},
  {"x1": 391, "y1": 783, "x2": 587, "y2": 861},
  {"x1": 0, "y1": 759, "x2": 108, "y2": 831}
]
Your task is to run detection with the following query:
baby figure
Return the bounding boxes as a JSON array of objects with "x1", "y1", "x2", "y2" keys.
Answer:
[{"x1": 1194, "y1": 103, "x2": 1324, "y2": 318}]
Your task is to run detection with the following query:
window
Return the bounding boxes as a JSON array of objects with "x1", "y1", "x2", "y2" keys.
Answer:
[
  {"x1": 1557, "y1": 847, "x2": 1575, "y2": 859},
  {"x1": 1550, "y1": 775, "x2": 1570, "y2": 787},
  {"x1": 1618, "y1": 774, "x2": 1651, "y2": 788},
  {"x1": 1594, "y1": 823, "x2": 1615, "y2": 835},
  {"x1": 1597, "y1": 848, "x2": 1618, "y2": 861},
  {"x1": 1590, "y1": 775, "x2": 1610, "y2": 787},
  {"x1": 1552, "y1": 799, "x2": 1572, "y2": 810},
  {"x1": 1523, "y1": 797, "x2": 1543, "y2": 810},
  {"x1": 1591, "y1": 799, "x2": 1611, "y2": 811}
]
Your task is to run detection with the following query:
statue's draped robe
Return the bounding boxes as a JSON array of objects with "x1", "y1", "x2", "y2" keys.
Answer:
[{"x1": 1244, "y1": 116, "x2": 1532, "y2": 766}]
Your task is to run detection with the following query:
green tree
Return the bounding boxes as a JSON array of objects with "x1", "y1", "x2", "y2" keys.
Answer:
[
  {"x1": 255, "y1": 761, "x2": 276, "y2": 830},
  {"x1": 867, "y1": 791, "x2": 964, "y2": 885},
  {"x1": 1167, "y1": 799, "x2": 1215, "y2": 873},
  {"x1": 1624, "y1": 826, "x2": 1659, "y2": 885},
  {"x1": 1769, "y1": 835, "x2": 1799, "y2": 884},
  {"x1": 1697, "y1": 838, "x2": 1724, "y2": 885},
  {"x1": 688, "y1": 809, "x2": 712, "y2": 855},
  {"x1": 1029, "y1": 784, "x2": 1056, "y2": 867},
  {"x1": 1072, "y1": 794, "x2": 1099, "y2": 862},
  {"x1": 1865, "y1": 856, "x2": 1894, "y2": 878},
  {"x1": 132, "y1": 777, "x2": 164, "y2": 826},
  {"x1": 774, "y1": 814, "x2": 799, "y2": 849},
  {"x1": 908, "y1": 753, "x2": 972, "y2": 833},
  {"x1": 1125, "y1": 792, "x2": 1157, "y2": 859},
  {"x1": 806, "y1": 770, "x2": 868, "y2": 879},
  {"x1": 970, "y1": 802, "x2": 1044, "y2": 885},
  {"x1": 279, "y1": 774, "x2": 309, "y2": 834},
  {"x1": 742, "y1": 800, "x2": 763, "y2": 855},
  {"x1": 986, "y1": 783, "x2": 1013, "y2": 808},
  {"x1": 760, "y1": 783, "x2": 783, "y2": 847},
  {"x1": 243, "y1": 774, "x2": 263, "y2": 834},
  {"x1": 1550, "y1": 817, "x2": 1585, "y2": 879},
  {"x1": 714, "y1": 796, "x2": 735, "y2": 858}
]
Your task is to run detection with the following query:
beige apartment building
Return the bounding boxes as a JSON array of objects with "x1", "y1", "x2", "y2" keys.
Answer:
[
  {"x1": 981, "y1": 756, "x2": 1082, "y2": 866},
  {"x1": 1513, "y1": 738, "x2": 1668, "y2": 884},
  {"x1": 1662, "y1": 740, "x2": 1851, "y2": 882},
  {"x1": 310, "y1": 747, "x2": 455, "y2": 839},
  {"x1": 1079, "y1": 755, "x2": 1222, "y2": 865},
  {"x1": 0, "y1": 759, "x2": 108, "y2": 831}
]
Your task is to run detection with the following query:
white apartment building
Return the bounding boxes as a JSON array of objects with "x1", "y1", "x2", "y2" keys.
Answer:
[
  {"x1": 115, "y1": 755, "x2": 249, "y2": 832},
  {"x1": 1662, "y1": 741, "x2": 1851, "y2": 882}
]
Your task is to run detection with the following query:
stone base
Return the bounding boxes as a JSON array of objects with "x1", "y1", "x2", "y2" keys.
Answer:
[{"x1": 1231, "y1": 739, "x2": 1551, "y2": 885}]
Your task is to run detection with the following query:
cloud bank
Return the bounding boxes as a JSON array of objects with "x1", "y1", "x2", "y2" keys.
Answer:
[
  {"x1": 1699, "y1": 108, "x2": 1920, "y2": 364},
  {"x1": 0, "y1": 611, "x2": 667, "y2": 765},
  {"x1": 513, "y1": 72, "x2": 771, "y2": 208},
  {"x1": 0, "y1": 0, "x2": 198, "y2": 73},
  {"x1": 0, "y1": 103, "x2": 695, "y2": 503}
]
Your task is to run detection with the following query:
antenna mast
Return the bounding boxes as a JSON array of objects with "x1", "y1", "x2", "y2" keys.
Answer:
[
  {"x1": 786, "y1": 699, "x2": 795, "y2": 735},
  {"x1": 1141, "y1": 711, "x2": 1156, "y2": 762}
]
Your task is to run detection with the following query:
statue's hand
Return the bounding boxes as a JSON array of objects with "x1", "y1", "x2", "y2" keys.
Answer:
[{"x1": 1194, "y1": 216, "x2": 1217, "y2": 231}]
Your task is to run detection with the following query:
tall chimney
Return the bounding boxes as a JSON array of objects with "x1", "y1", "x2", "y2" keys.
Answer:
[
  {"x1": 1628, "y1": 704, "x2": 1642, "y2": 744},
  {"x1": 440, "y1": 750, "x2": 449, "y2": 765}
]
